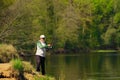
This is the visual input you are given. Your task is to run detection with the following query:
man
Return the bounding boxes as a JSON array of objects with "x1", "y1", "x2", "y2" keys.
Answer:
[{"x1": 35, "y1": 35, "x2": 51, "y2": 75}]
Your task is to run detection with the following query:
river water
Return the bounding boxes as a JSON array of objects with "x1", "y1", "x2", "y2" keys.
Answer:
[{"x1": 23, "y1": 52, "x2": 120, "y2": 80}]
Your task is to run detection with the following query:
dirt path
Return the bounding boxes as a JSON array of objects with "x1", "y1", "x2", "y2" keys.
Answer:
[
  {"x1": 0, "y1": 63, "x2": 11, "y2": 71},
  {"x1": 0, "y1": 63, "x2": 15, "y2": 80}
]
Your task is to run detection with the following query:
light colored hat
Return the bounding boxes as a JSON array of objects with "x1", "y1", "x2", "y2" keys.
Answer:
[{"x1": 40, "y1": 35, "x2": 45, "y2": 38}]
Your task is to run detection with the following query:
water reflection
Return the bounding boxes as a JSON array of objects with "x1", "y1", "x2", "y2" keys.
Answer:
[
  {"x1": 22, "y1": 52, "x2": 120, "y2": 80},
  {"x1": 46, "y1": 53, "x2": 120, "y2": 80}
]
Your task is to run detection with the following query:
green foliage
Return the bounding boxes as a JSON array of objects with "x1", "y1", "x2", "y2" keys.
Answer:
[
  {"x1": 11, "y1": 59, "x2": 36, "y2": 80},
  {"x1": 0, "y1": 44, "x2": 18, "y2": 63},
  {"x1": 102, "y1": 27, "x2": 117, "y2": 46},
  {"x1": 0, "y1": 0, "x2": 16, "y2": 9},
  {"x1": 34, "y1": 75, "x2": 55, "y2": 80},
  {"x1": 11, "y1": 59, "x2": 35, "y2": 73},
  {"x1": 22, "y1": 61, "x2": 35, "y2": 73},
  {"x1": 0, "y1": 0, "x2": 120, "y2": 52},
  {"x1": 114, "y1": 12, "x2": 120, "y2": 24},
  {"x1": 11, "y1": 59, "x2": 23, "y2": 72}
]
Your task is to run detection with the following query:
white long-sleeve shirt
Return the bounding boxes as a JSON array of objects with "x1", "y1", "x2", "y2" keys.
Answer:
[{"x1": 35, "y1": 41, "x2": 48, "y2": 57}]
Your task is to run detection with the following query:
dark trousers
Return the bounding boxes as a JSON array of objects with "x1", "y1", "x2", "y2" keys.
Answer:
[{"x1": 36, "y1": 55, "x2": 45, "y2": 75}]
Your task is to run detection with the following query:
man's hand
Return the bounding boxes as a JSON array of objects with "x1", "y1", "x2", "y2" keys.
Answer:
[
  {"x1": 47, "y1": 44, "x2": 52, "y2": 48},
  {"x1": 47, "y1": 44, "x2": 51, "y2": 47}
]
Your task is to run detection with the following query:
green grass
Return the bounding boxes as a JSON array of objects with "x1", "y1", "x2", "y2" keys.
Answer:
[
  {"x1": 10, "y1": 59, "x2": 55, "y2": 80},
  {"x1": 11, "y1": 59, "x2": 23, "y2": 72},
  {"x1": 93, "y1": 50, "x2": 117, "y2": 53},
  {"x1": 34, "y1": 75, "x2": 55, "y2": 80},
  {"x1": 22, "y1": 61, "x2": 35, "y2": 73}
]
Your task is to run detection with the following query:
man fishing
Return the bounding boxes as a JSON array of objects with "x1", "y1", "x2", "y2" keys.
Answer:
[{"x1": 35, "y1": 35, "x2": 51, "y2": 75}]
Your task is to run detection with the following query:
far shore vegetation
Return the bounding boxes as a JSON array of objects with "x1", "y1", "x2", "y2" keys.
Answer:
[{"x1": 0, "y1": 0, "x2": 120, "y2": 55}]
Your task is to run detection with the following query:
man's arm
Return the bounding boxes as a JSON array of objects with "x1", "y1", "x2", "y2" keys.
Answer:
[{"x1": 37, "y1": 41, "x2": 48, "y2": 48}]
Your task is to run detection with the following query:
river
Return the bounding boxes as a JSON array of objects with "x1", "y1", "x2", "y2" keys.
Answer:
[{"x1": 23, "y1": 52, "x2": 120, "y2": 80}]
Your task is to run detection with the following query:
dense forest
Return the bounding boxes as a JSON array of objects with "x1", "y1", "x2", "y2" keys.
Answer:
[{"x1": 0, "y1": 0, "x2": 120, "y2": 53}]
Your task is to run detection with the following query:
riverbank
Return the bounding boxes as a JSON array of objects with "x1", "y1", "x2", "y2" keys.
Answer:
[
  {"x1": 0, "y1": 63, "x2": 55, "y2": 80},
  {"x1": 92, "y1": 50, "x2": 120, "y2": 53}
]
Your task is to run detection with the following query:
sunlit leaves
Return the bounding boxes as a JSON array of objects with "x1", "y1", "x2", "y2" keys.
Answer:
[
  {"x1": 0, "y1": 0, "x2": 120, "y2": 51},
  {"x1": 102, "y1": 28, "x2": 117, "y2": 45},
  {"x1": 0, "y1": 0, "x2": 16, "y2": 9},
  {"x1": 114, "y1": 12, "x2": 120, "y2": 24}
]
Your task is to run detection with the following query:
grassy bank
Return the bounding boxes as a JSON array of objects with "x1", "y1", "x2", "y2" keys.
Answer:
[
  {"x1": 92, "y1": 50, "x2": 118, "y2": 53},
  {"x1": 0, "y1": 44, "x2": 55, "y2": 80},
  {"x1": 0, "y1": 59, "x2": 55, "y2": 80}
]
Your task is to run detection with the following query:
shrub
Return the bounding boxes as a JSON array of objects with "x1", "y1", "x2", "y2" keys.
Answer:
[
  {"x1": 11, "y1": 59, "x2": 35, "y2": 73},
  {"x1": 0, "y1": 44, "x2": 18, "y2": 63},
  {"x1": 23, "y1": 61, "x2": 35, "y2": 73},
  {"x1": 10, "y1": 59, "x2": 55, "y2": 80},
  {"x1": 11, "y1": 59, "x2": 23, "y2": 72},
  {"x1": 11, "y1": 59, "x2": 27, "y2": 80}
]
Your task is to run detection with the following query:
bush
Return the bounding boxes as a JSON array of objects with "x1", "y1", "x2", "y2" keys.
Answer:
[
  {"x1": 11, "y1": 59, "x2": 35, "y2": 73},
  {"x1": 0, "y1": 44, "x2": 18, "y2": 63},
  {"x1": 11, "y1": 59, "x2": 27, "y2": 80},
  {"x1": 10, "y1": 59, "x2": 55, "y2": 80},
  {"x1": 23, "y1": 61, "x2": 35, "y2": 73},
  {"x1": 11, "y1": 59, "x2": 24, "y2": 72}
]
